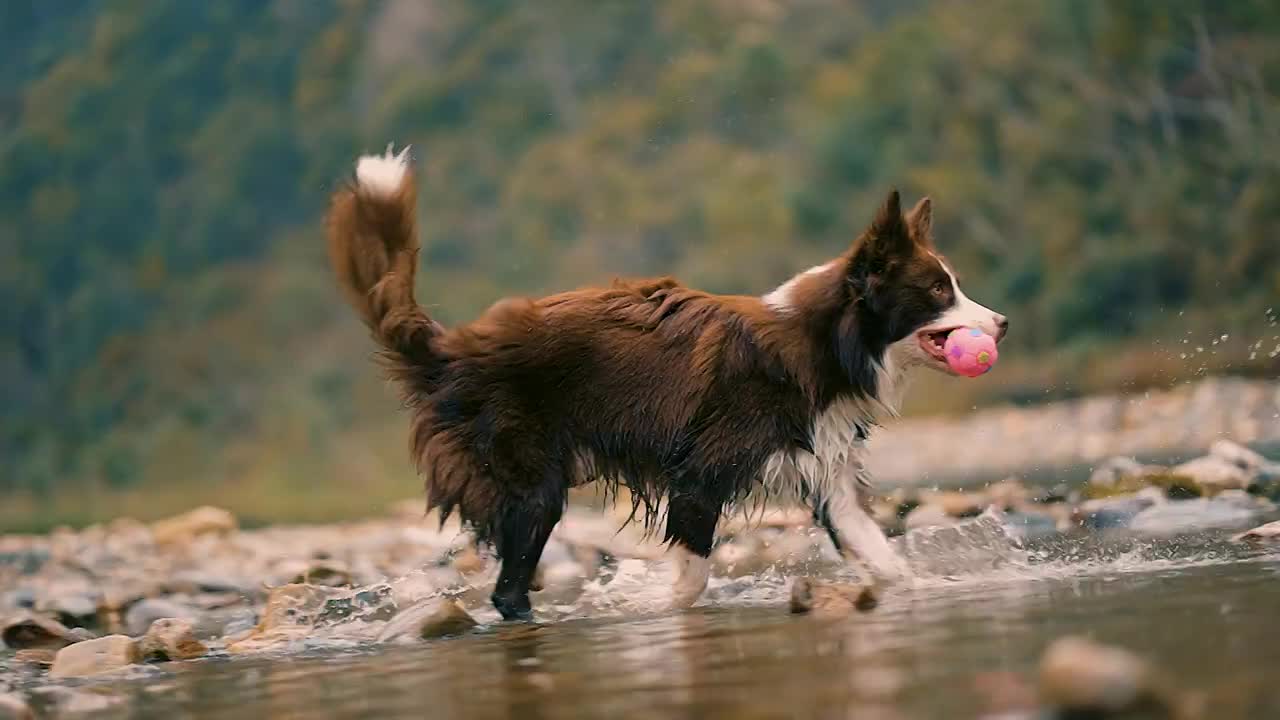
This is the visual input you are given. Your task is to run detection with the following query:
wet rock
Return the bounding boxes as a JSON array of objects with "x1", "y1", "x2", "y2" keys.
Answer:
[
  {"x1": 1129, "y1": 493, "x2": 1261, "y2": 535},
  {"x1": 166, "y1": 570, "x2": 250, "y2": 596},
  {"x1": 49, "y1": 635, "x2": 139, "y2": 678},
  {"x1": 1231, "y1": 519, "x2": 1280, "y2": 543},
  {"x1": 315, "y1": 584, "x2": 396, "y2": 627},
  {"x1": 42, "y1": 593, "x2": 99, "y2": 629},
  {"x1": 1086, "y1": 457, "x2": 1169, "y2": 498},
  {"x1": 984, "y1": 478, "x2": 1032, "y2": 509},
  {"x1": 377, "y1": 598, "x2": 478, "y2": 642},
  {"x1": 0, "y1": 693, "x2": 33, "y2": 720},
  {"x1": 151, "y1": 506, "x2": 237, "y2": 546},
  {"x1": 450, "y1": 545, "x2": 487, "y2": 575},
  {"x1": 125, "y1": 599, "x2": 195, "y2": 636},
  {"x1": 226, "y1": 583, "x2": 347, "y2": 653},
  {"x1": 904, "y1": 504, "x2": 957, "y2": 530},
  {"x1": 13, "y1": 649, "x2": 56, "y2": 667},
  {"x1": 1171, "y1": 456, "x2": 1252, "y2": 496},
  {"x1": 1073, "y1": 488, "x2": 1164, "y2": 530},
  {"x1": 1208, "y1": 439, "x2": 1268, "y2": 473},
  {"x1": 919, "y1": 490, "x2": 986, "y2": 517},
  {"x1": 2, "y1": 615, "x2": 90, "y2": 650},
  {"x1": 139, "y1": 618, "x2": 207, "y2": 661},
  {"x1": 789, "y1": 578, "x2": 877, "y2": 616},
  {"x1": 1038, "y1": 636, "x2": 1193, "y2": 719},
  {"x1": 288, "y1": 564, "x2": 353, "y2": 587}
]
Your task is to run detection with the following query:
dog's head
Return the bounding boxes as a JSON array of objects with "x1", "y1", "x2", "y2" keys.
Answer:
[{"x1": 846, "y1": 189, "x2": 1007, "y2": 377}]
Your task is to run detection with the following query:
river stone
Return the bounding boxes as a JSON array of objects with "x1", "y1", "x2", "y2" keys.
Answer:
[
  {"x1": 904, "y1": 504, "x2": 957, "y2": 530},
  {"x1": 1231, "y1": 519, "x2": 1280, "y2": 543},
  {"x1": 377, "y1": 598, "x2": 478, "y2": 643},
  {"x1": 288, "y1": 564, "x2": 354, "y2": 587},
  {"x1": 139, "y1": 618, "x2": 207, "y2": 661},
  {"x1": 1171, "y1": 456, "x2": 1251, "y2": 496},
  {"x1": 151, "y1": 506, "x2": 237, "y2": 546},
  {"x1": 789, "y1": 578, "x2": 877, "y2": 616},
  {"x1": 1086, "y1": 456, "x2": 1168, "y2": 497},
  {"x1": 49, "y1": 635, "x2": 139, "y2": 678},
  {"x1": 2, "y1": 615, "x2": 90, "y2": 650},
  {"x1": 13, "y1": 649, "x2": 56, "y2": 667},
  {"x1": 0, "y1": 693, "x2": 34, "y2": 720},
  {"x1": 1038, "y1": 636, "x2": 1187, "y2": 717},
  {"x1": 125, "y1": 599, "x2": 195, "y2": 636}
]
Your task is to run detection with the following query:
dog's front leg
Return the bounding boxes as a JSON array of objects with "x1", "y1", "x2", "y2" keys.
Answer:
[{"x1": 815, "y1": 461, "x2": 911, "y2": 585}]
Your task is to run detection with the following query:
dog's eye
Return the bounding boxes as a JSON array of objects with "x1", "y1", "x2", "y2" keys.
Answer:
[{"x1": 930, "y1": 281, "x2": 948, "y2": 296}]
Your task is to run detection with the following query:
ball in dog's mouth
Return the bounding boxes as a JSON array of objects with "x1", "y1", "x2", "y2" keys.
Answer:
[{"x1": 918, "y1": 328, "x2": 955, "y2": 362}]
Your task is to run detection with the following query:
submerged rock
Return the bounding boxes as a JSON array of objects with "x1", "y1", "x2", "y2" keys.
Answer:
[
  {"x1": 1038, "y1": 636, "x2": 1196, "y2": 719},
  {"x1": 2, "y1": 615, "x2": 91, "y2": 650},
  {"x1": 124, "y1": 599, "x2": 195, "y2": 637},
  {"x1": 49, "y1": 635, "x2": 139, "y2": 678},
  {"x1": 1171, "y1": 456, "x2": 1251, "y2": 496},
  {"x1": 139, "y1": 618, "x2": 207, "y2": 661},
  {"x1": 0, "y1": 693, "x2": 34, "y2": 720},
  {"x1": 789, "y1": 578, "x2": 877, "y2": 616},
  {"x1": 1231, "y1": 519, "x2": 1280, "y2": 543},
  {"x1": 377, "y1": 598, "x2": 478, "y2": 642},
  {"x1": 151, "y1": 506, "x2": 236, "y2": 546}
]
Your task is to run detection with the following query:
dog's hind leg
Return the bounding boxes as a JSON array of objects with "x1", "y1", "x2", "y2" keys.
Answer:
[
  {"x1": 663, "y1": 494, "x2": 718, "y2": 609},
  {"x1": 491, "y1": 491, "x2": 564, "y2": 621}
]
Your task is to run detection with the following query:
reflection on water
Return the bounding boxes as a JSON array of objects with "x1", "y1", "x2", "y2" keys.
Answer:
[{"x1": 17, "y1": 527, "x2": 1280, "y2": 719}]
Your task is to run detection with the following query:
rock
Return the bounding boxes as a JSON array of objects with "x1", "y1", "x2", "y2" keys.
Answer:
[
  {"x1": 0, "y1": 693, "x2": 33, "y2": 720},
  {"x1": 2, "y1": 615, "x2": 89, "y2": 650},
  {"x1": 13, "y1": 649, "x2": 56, "y2": 667},
  {"x1": 1129, "y1": 494, "x2": 1261, "y2": 535},
  {"x1": 124, "y1": 599, "x2": 195, "y2": 636},
  {"x1": 1208, "y1": 439, "x2": 1267, "y2": 472},
  {"x1": 288, "y1": 564, "x2": 353, "y2": 587},
  {"x1": 42, "y1": 593, "x2": 99, "y2": 628},
  {"x1": 789, "y1": 578, "x2": 877, "y2": 616},
  {"x1": 1086, "y1": 457, "x2": 1168, "y2": 498},
  {"x1": 256, "y1": 584, "x2": 347, "y2": 633},
  {"x1": 377, "y1": 598, "x2": 478, "y2": 642},
  {"x1": 450, "y1": 545, "x2": 487, "y2": 575},
  {"x1": 49, "y1": 635, "x2": 139, "y2": 678},
  {"x1": 1171, "y1": 456, "x2": 1251, "y2": 496},
  {"x1": 919, "y1": 490, "x2": 986, "y2": 517},
  {"x1": 150, "y1": 506, "x2": 237, "y2": 546},
  {"x1": 1073, "y1": 488, "x2": 1164, "y2": 530},
  {"x1": 904, "y1": 504, "x2": 957, "y2": 530},
  {"x1": 1038, "y1": 636, "x2": 1193, "y2": 718},
  {"x1": 166, "y1": 571, "x2": 250, "y2": 596},
  {"x1": 1231, "y1": 519, "x2": 1280, "y2": 543},
  {"x1": 983, "y1": 478, "x2": 1032, "y2": 509},
  {"x1": 139, "y1": 618, "x2": 207, "y2": 661}
]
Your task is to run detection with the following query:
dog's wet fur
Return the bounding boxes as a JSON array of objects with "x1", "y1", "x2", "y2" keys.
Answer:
[{"x1": 327, "y1": 146, "x2": 1007, "y2": 620}]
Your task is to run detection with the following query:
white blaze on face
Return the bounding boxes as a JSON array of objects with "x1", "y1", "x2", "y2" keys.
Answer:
[{"x1": 930, "y1": 253, "x2": 1001, "y2": 337}]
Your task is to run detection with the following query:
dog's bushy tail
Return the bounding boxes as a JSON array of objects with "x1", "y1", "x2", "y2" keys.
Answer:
[{"x1": 326, "y1": 145, "x2": 445, "y2": 403}]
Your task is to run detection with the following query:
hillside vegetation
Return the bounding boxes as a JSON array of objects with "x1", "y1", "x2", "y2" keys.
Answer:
[{"x1": 2, "y1": 0, "x2": 1278, "y2": 527}]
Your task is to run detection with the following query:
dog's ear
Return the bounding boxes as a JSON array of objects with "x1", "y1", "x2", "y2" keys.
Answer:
[
  {"x1": 906, "y1": 196, "x2": 932, "y2": 244},
  {"x1": 848, "y1": 188, "x2": 912, "y2": 298}
]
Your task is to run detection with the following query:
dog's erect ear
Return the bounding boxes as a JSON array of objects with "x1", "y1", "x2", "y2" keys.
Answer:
[
  {"x1": 848, "y1": 188, "x2": 912, "y2": 300},
  {"x1": 906, "y1": 196, "x2": 932, "y2": 243}
]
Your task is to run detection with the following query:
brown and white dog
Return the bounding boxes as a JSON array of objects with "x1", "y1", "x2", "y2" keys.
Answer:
[{"x1": 327, "y1": 146, "x2": 1008, "y2": 620}]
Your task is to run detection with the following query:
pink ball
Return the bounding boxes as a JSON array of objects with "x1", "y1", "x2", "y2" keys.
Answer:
[{"x1": 944, "y1": 327, "x2": 998, "y2": 377}]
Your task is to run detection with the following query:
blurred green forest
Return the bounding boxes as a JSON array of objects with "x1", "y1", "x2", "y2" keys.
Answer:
[{"x1": 2, "y1": 0, "x2": 1278, "y2": 529}]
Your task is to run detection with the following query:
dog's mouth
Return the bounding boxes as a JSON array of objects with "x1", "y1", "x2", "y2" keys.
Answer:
[{"x1": 917, "y1": 328, "x2": 957, "y2": 363}]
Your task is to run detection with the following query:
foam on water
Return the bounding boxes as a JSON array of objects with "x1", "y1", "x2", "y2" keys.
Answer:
[{"x1": 287, "y1": 507, "x2": 1276, "y2": 643}]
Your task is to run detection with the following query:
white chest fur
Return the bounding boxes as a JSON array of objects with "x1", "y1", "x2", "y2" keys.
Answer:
[{"x1": 755, "y1": 396, "x2": 876, "y2": 505}]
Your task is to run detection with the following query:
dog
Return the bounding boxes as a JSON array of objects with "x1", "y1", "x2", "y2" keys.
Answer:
[{"x1": 327, "y1": 146, "x2": 1007, "y2": 620}]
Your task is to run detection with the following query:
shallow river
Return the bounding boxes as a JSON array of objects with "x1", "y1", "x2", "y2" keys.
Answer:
[{"x1": 17, "y1": 518, "x2": 1280, "y2": 719}]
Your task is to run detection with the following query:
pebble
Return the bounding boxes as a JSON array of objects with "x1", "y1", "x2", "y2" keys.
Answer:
[
  {"x1": 789, "y1": 578, "x2": 877, "y2": 616},
  {"x1": 139, "y1": 618, "x2": 207, "y2": 661},
  {"x1": 1171, "y1": 456, "x2": 1251, "y2": 496},
  {"x1": 1231, "y1": 519, "x2": 1280, "y2": 543},
  {"x1": 1038, "y1": 636, "x2": 1193, "y2": 718},
  {"x1": 49, "y1": 635, "x2": 139, "y2": 678},
  {"x1": 377, "y1": 597, "x2": 478, "y2": 642},
  {"x1": 0, "y1": 693, "x2": 33, "y2": 720},
  {"x1": 151, "y1": 506, "x2": 237, "y2": 546},
  {"x1": 1, "y1": 615, "x2": 90, "y2": 650},
  {"x1": 124, "y1": 598, "x2": 195, "y2": 636}
]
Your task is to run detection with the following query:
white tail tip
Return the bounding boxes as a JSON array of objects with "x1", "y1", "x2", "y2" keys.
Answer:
[{"x1": 355, "y1": 143, "x2": 411, "y2": 197}]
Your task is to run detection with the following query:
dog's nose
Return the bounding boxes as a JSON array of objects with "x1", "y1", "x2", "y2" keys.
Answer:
[{"x1": 994, "y1": 314, "x2": 1009, "y2": 342}]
